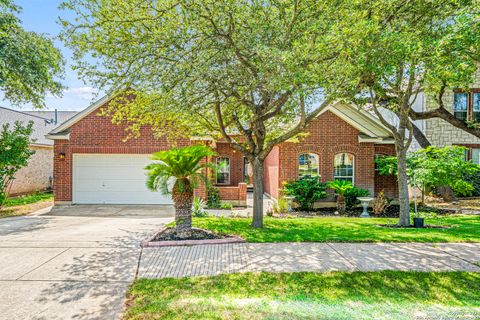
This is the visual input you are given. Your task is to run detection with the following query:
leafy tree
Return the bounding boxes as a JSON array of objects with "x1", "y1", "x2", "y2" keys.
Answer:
[
  {"x1": 332, "y1": 0, "x2": 480, "y2": 226},
  {"x1": 375, "y1": 146, "x2": 480, "y2": 198},
  {"x1": 1, "y1": 0, "x2": 64, "y2": 108},
  {"x1": 283, "y1": 177, "x2": 327, "y2": 211},
  {"x1": 327, "y1": 180, "x2": 354, "y2": 213},
  {"x1": 59, "y1": 0, "x2": 345, "y2": 227},
  {"x1": 0, "y1": 121, "x2": 35, "y2": 207},
  {"x1": 145, "y1": 145, "x2": 215, "y2": 238}
]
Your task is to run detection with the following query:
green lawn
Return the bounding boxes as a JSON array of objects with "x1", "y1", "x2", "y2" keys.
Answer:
[
  {"x1": 3, "y1": 192, "x2": 53, "y2": 207},
  {"x1": 124, "y1": 271, "x2": 480, "y2": 320},
  {"x1": 190, "y1": 215, "x2": 480, "y2": 243},
  {"x1": 0, "y1": 192, "x2": 53, "y2": 218}
]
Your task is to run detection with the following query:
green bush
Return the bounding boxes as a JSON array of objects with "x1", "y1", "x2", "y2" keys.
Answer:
[
  {"x1": 283, "y1": 177, "x2": 327, "y2": 211},
  {"x1": 458, "y1": 171, "x2": 480, "y2": 197},
  {"x1": 273, "y1": 196, "x2": 289, "y2": 214},
  {"x1": 220, "y1": 202, "x2": 233, "y2": 210},
  {"x1": 345, "y1": 187, "x2": 370, "y2": 210},
  {"x1": 207, "y1": 186, "x2": 221, "y2": 208}
]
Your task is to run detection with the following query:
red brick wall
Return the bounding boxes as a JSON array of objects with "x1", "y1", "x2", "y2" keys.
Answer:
[
  {"x1": 218, "y1": 183, "x2": 247, "y2": 204},
  {"x1": 53, "y1": 108, "x2": 190, "y2": 202},
  {"x1": 278, "y1": 111, "x2": 375, "y2": 198},
  {"x1": 276, "y1": 111, "x2": 392, "y2": 200},
  {"x1": 374, "y1": 144, "x2": 399, "y2": 199},
  {"x1": 264, "y1": 146, "x2": 280, "y2": 198}
]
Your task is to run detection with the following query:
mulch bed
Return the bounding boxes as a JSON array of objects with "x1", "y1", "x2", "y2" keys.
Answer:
[
  {"x1": 377, "y1": 224, "x2": 451, "y2": 229},
  {"x1": 142, "y1": 227, "x2": 245, "y2": 247},
  {"x1": 152, "y1": 227, "x2": 228, "y2": 241}
]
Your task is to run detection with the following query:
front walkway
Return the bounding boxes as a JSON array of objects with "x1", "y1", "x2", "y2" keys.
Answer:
[{"x1": 139, "y1": 242, "x2": 480, "y2": 278}]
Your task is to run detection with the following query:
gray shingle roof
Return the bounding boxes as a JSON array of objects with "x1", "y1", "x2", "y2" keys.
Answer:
[{"x1": 0, "y1": 107, "x2": 77, "y2": 146}]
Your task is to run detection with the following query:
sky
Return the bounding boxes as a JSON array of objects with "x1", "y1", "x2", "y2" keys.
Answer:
[{"x1": 2, "y1": 0, "x2": 99, "y2": 112}]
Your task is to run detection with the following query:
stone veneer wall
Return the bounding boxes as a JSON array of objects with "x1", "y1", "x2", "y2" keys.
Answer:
[
  {"x1": 9, "y1": 145, "x2": 53, "y2": 195},
  {"x1": 425, "y1": 67, "x2": 480, "y2": 146}
]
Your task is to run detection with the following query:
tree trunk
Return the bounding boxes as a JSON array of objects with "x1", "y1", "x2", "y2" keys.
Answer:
[
  {"x1": 172, "y1": 178, "x2": 194, "y2": 238},
  {"x1": 396, "y1": 148, "x2": 410, "y2": 227},
  {"x1": 251, "y1": 158, "x2": 265, "y2": 228},
  {"x1": 337, "y1": 195, "x2": 345, "y2": 213}
]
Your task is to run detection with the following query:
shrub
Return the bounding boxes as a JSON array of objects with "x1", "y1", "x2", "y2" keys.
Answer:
[
  {"x1": 192, "y1": 197, "x2": 208, "y2": 217},
  {"x1": 207, "y1": 186, "x2": 221, "y2": 208},
  {"x1": 372, "y1": 190, "x2": 390, "y2": 215},
  {"x1": 283, "y1": 177, "x2": 327, "y2": 211},
  {"x1": 273, "y1": 196, "x2": 289, "y2": 214},
  {"x1": 344, "y1": 187, "x2": 370, "y2": 210},
  {"x1": 220, "y1": 202, "x2": 233, "y2": 210},
  {"x1": 457, "y1": 171, "x2": 480, "y2": 197},
  {"x1": 0, "y1": 121, "x2": 35, "y2": 208}
]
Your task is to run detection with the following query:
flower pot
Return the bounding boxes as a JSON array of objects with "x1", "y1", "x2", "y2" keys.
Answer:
[{"x1": 413, "y1": 217, "x2": 425, "y2": 228}]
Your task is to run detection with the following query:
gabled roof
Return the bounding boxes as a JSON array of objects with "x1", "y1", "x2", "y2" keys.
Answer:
[
  {"x1": 320, "y1": 102, "x2": 393, "y2": 139},
  {"x1": 46, "y1": 94, "x2": 109, "y2": 138},
  {"x1": 45, "y1": 94, "x2": 394, "y2": 143}
]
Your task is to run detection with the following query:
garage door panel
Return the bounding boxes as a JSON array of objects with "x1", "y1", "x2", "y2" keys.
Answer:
[
  {"x1": 74, "y1": 180, "x2": 152, "y2": 192},
  {"x1": 75, "y1": 168, "x2": 148, "y2": 181},
  {"x1": 74, "y1": 191, "x2": 167, "y2": 204},
  {"x1": 73, "y1": 154, "x2": 172, "y2": 205}
]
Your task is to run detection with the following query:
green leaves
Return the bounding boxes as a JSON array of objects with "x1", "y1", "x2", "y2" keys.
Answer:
[
  {"x1": 144, "y1": 145, "x2": 216, "y2": 194},
  {"x1": 327, "y1": 180, "x2": 354, "y2": 196},
  {"x1": 1, "y1": 2, "x2": 64, "y2": 108},
  {"x1": 376, "y1": 146, "x2": 480, "y2": 196},
  {"x1": 60, "y1": 0, "x2": 342, "y2": 149},
  {"x1": 0, "y1": 121, "x2": 35, "y2": 207},
  {"x1": 283, "y1": 177, "x2": 328, "y2": 211}
]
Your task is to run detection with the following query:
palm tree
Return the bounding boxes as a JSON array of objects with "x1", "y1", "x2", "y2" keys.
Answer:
[
  {"x1": 328, "y1": 180, "x2": 353, "y2": 214},
  {"x1": 145, "y1": 145, "x2": 216, "y2": 238}
]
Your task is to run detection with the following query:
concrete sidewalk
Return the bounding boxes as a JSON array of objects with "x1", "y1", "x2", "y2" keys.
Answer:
[{"x1": 139, "y1": 242, "x2": 480, "y2": 278}]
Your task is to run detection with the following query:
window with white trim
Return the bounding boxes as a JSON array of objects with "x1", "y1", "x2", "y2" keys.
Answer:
[
  {"x1": 216, "y1": 157, "x2": 230, "y2": 184},
  {"x1": 334, "y1": 153, "x2": 354, "y2": 183},
  {"x1": 298, "y1": 153, "x2": 319, "y2": 178}
]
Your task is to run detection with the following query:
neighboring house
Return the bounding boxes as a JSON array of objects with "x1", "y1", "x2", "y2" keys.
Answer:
[
  {"x1": 408, "y1": 67, "x2": 480, "y2": 160},
  {"x1": 0, "y1": 107, "x2": 77, "y2": 195},
  {"x1": 46, "y1": 97, "x2": 398, "y2": 206}
]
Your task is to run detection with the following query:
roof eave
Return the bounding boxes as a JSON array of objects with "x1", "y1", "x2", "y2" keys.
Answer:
[{"x1": 45, "y1": 133, "x2": 70, "y2": 140}]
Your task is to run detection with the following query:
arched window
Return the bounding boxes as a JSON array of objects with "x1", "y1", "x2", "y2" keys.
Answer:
[
  {"x1": 216, "y1": 157, "x2": 230, "y2": 184},
  {"x1": 334, "y1": 153, "x2": 354, "y2": 184},
  {"x1": 298, "y1": 153, "x2": 319, "y2": 178}
]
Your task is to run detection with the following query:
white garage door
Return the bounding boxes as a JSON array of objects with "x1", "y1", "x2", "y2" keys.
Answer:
[{"x1": 73, "y1": 154, "x2": 172, "y2": 204}]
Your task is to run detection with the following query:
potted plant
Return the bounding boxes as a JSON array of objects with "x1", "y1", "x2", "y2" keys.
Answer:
[{"x1": 413, "y1": 211, "x2": 425, "y2": 228}]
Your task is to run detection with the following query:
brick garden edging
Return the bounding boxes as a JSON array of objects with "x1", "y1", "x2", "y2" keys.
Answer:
[{"x1": 141, "y1": 228, "x2": 245, "y2": 248}]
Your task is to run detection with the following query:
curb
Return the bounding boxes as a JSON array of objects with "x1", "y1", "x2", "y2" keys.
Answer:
[{"x1": 141, "y1": 227, "x2": 245, "y2": 247}]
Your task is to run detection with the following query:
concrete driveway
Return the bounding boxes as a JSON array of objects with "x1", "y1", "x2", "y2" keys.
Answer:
[{"x1": 0, "y1": 205, "x2": 173, "y2": 320}]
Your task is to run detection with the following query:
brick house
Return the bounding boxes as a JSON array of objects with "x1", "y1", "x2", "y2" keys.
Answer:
[{"x1": 46, "y1": 97, "x2": 398, "y2": 206}]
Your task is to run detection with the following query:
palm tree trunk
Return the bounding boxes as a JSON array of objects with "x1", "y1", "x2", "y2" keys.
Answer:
[
  {"x1": 337, "y1": 194, "x2": 345, "y2": 213},
  {"x1": 172, "y1": 178, "x2": 194, "y2": 238}
]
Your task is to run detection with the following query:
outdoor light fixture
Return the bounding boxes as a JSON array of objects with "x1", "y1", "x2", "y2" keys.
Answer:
[{"x1": 58, "y1": 152, "x2": 66, "y2": 160}]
